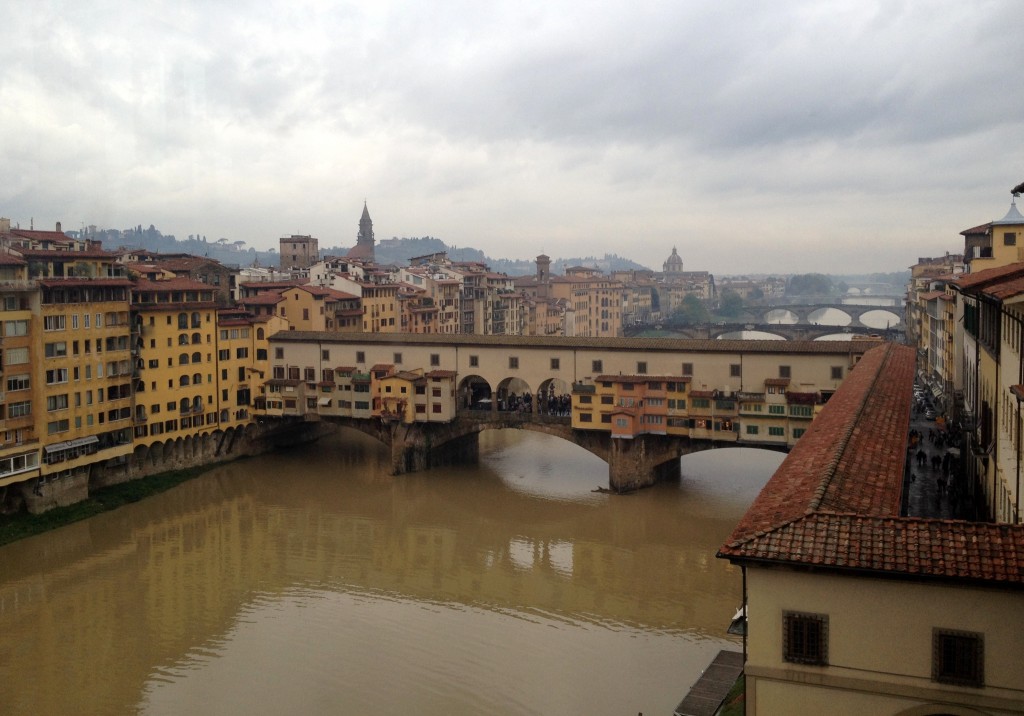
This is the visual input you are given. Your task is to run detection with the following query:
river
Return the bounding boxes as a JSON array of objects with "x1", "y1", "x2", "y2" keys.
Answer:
[{"x1": 0, "y1": 429, "x2": 783, "y2": 716}]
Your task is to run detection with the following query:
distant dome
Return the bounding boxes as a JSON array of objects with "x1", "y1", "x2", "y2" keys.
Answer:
[{"x1": 663, "y1": 247, "x2": 683, "y2": 273}]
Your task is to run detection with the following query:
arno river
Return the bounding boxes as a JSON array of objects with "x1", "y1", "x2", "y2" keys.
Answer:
[{"x1": 0, "y1": 429, "x2": 783, "y2": 716}]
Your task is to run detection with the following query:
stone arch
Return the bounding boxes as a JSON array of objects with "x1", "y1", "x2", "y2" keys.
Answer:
[
  {"x1": 496, "y1": 376, "x2": 534, "y2": 412},
  {"x1": 148, "y1": 440, "x2": 164, "y2": 466},
  {"x1": 173, "y1": 437, "x2": 185, "y2": 462},
  {"x1": 132, "y1": 443, "x2": 149, "y2": 469},
  {"x1": 537, "y1": 377, "x2": 573, "y2": 416},
  {"x1": 457, "y1": 374, "x2": 492, "y2": 410}
]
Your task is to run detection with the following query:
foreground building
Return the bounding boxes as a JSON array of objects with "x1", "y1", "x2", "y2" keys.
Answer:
[{"x1": 718, "y1": 343, "x2": 1024, "y2": 715}]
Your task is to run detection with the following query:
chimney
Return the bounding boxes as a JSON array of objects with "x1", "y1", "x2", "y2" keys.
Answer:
[{"x1": 56, "y1": 221, "x2": 62, "y2": 233}]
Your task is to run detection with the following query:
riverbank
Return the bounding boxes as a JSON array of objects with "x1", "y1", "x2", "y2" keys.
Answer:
[{"x1": 0, "y1": 462, "x2": 227, "y2": 547}]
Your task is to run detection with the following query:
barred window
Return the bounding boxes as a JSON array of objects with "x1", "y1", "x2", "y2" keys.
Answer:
[
  {"x1": 783, "y1": 611, "x2": 828, "y2": 665},
  {"x1": 933, "y1": 629, "x2": 983, "y2": 687}
]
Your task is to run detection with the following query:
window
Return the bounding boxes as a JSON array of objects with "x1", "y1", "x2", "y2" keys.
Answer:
[
  {"x1": 322, "y1": 349, "x2": 331, "y2": 361},
  {"x1": 692, "y1": 398, "x2": 710, "y2": 409},
  {"x1": 933, "y1": 629, "x2": 983, "y2": 687},
  {"x1": 5, "y1": 347, "x2": 29, "y2": 364},
  {"x1": 793, "y1": 428, "x2": 806, "y2": 438},
  {"x1": 7, "y1": 375, "x2": 30, "y2": 391},
  {"x1": 236, "y1": 347, "x2": 248, "y2": 359},
  {"x1": 779, "y1": 365, "x2": 791, "y2": 379},
  {"x1": 579, "y1": 413, "x2": 593, "y2": 423},
  {"x1": 356, "y1": 351, "x2": 365, "y2": 363},
  {"x1": 47, "y1": 419, "x2": 70, "y2": 435},
  {"x1": 551, "y1": 358, "x2": 560, "y2": 370},
  {"x1": 637, "y1": 361, "x2": 647, "y2": 374},
  {"x1": 768, "y1": 426, "x2": 785, "y2": 436},
  {"x1": 44, "y1": 342, "x2": 67, "y2": 358},
  {"x1": 394, "y1": 352, "x2": 402, "y2": 364},
  {"x1": 730, "y1": 364, "x2": 741, "y2": 377},
  {"x1": 783, "y1": 612, "x2": 828, "y2": 665},
  {"x1": 44, "y1": 315, "x2": 65, "y2": 331},
  {"x1": 682, "y1": 362, "x2": 693, "y2": 376},
  {"x1": 47, "y1": 394, "x2": 69, "y2": 411},
  {"x1": 769, "y1": 404, "x2": 786, "y2": 415},
  {"x1": 275, "y1": 347, "x2": 284, "y2": 360},
  {"x1": 578, "y1": 395, "x2": 592, "y2": 404},
  {"x1": 45, "y1": 369, "x2": 68, "y2": 385},
  {"x1": 592, "y1": 360, "x2": 603, "y2": 373},
  {"x1": 831, "y1": 366, "x2": 843, "y2": 380},
  {"x1": 745, "y1": 424, "x2": 759, "y2": 435},
  {"x1": 219, "y1": 349, "x2": 230, "y2": 361},
  {"x1": 509, "y1": 356, "x2": 519, "y2": 369},
  {"x1": 469, "y1": 355, "x2": 479, "y2": 368},
  {"x1": 430, "y1": 354, "x2": 440, "y2": 367},
  {"x1": 4, "y1": 320, "x2": 28, "y2": 336},
  {"x1": 790, "y1": 405, "x2": 813, "y2": 417},
  {"x1": 9, "y1": 401, "x2": 31, "y2": 418},
  {"x1": 1004, "y1": 231, "x2": 1016, "y2": 246}
]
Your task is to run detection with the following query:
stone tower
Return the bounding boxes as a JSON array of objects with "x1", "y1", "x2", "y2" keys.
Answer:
[
  {"x1": 347, "y1": 202, "x2": 376, "y2": 261},
  {"x1": 536, "y1": 254, "x2": 551, "y2": 299}
]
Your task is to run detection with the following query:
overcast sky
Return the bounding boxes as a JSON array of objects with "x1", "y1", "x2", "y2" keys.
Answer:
[{"x1": 3, "y1": 1, "x2": 1023, "y2": 275}]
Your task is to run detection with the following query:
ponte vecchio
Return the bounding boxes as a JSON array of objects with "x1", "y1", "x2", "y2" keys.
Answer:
[{"x1": 261, "y1": 332, "x2": 874, "y2": 491}]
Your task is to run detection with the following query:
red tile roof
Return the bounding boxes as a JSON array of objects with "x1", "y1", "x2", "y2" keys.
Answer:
[
  {"x1": 954, "y1": 262, "x2": 1024, "y2": 290},
  {"x1": 0, "y1": 252, "x2": 26, "y2": 265},
  {"x1": 719, "y1": 343, "x2": 1024, "y2": 586}
]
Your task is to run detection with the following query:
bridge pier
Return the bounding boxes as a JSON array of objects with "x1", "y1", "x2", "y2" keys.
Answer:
[
  {"x1": 389, "y1": 422, "x2": 480, "y2": 475},
  {"x1": 607, "y1": 435, "x2": 685, "y2": 492}
]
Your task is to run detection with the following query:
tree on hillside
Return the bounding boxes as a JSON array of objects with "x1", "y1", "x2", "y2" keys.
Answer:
[{"x1": 673, "y1": 294, "x2": 710, "y2": 324}]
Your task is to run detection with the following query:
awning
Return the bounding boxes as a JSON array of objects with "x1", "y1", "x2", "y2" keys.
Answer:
[
  {"x1": 318, "y1": 397, "x2": 331, "y2": 406},
  {"x1": 44, "y1": 435, "x2": 99, "y2": 454}
]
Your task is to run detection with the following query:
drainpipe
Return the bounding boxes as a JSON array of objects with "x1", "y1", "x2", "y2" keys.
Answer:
[{"x1": 741, "y1": 566, "x2": 748, "y2": 666}]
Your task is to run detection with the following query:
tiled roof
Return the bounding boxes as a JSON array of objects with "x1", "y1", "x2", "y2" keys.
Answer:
[
  {"x1": 426, "y1": 370, "x2": 457, "y2": 378},
  {"x1": 0, "y1": 252, "x2": 26, "y2": 265},
  {"x1": 718, "y1": 343, "x2": 1024, "y2": 586},
  {"x1": 954, "y1": 262, "x2": 1024, "y2": 290},
  {"x1": 959, "y1": 222, "x2": 992, "y2": 236},
  {"x1": 980, "y1": 276, "x2": 1024, "y2": 301},
  {"x1": 14, "y1": 247, "x2": 118, "y2": 259},
  {"x1": 240, "y1": 292, "x2": 284, "y2": 305}
]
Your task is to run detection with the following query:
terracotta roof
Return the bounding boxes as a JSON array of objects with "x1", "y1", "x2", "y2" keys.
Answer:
[
  {"x1": 0, "y1": 253, "x2": 26, "y2": 265},
  {"x1": 719, "y1": 343, "x2": 1024, "y2": 587},
  {"x1": 980, "y1": 276, "x2": 1024, "y2": 301},
  {"x1": 918, "y1": 290, "x2": 948, "y2": 301},
  {"x1": 7, "y1": 229, "x2": 74, "y2": 243},
  {"x1": 14, "y1": 247, "x2": 118, "y2": 259},
  {"x1": 959, "y1": 222, "x2": 992, "y2": 236},
  {"x1": 954, "y1": 262, "x2": 1024, "y2": 290},
  {"x1": 426, "y1": 370, "x2": 457, "y2": 378},
  {"x1": 240, "y1": 292, "x2": 284, "y2": 305}
]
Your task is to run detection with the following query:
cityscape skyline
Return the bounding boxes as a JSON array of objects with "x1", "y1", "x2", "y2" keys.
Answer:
[{"x1": 3, "y1": 1, "x2": 1022, "y2": 275}]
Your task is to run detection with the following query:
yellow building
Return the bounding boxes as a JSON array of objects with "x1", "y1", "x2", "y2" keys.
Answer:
[
  {"x1": 361, "y1": 282, "x2": 399, "y2": 332},
  {"x1": 130, "y1": 277, "x2": 220, "y2": 448},
  {"x1": 0, "y1": 253, "x2": 41, "y2": 490}
]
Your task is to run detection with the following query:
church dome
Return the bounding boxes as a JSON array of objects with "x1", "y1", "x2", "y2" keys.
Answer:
[{"x1": 663, "y1": 247, "x2": 683, "y2": 273}]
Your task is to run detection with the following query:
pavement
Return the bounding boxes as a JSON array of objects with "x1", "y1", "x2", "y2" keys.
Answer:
[{"x1": 904, "y1": 383, "x2": 970, "y2": 520}]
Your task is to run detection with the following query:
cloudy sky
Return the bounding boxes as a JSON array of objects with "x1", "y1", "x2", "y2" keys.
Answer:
[{"x1": 3, "y1": 1, "x2": 1023, "y2": 274}]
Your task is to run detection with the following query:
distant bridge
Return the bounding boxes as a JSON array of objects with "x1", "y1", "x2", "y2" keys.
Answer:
[{"x1": 625, "y1": 322, "x2": 905, "y2": 342}]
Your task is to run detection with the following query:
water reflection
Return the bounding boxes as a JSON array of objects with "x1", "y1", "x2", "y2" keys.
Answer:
[
  {"x1": 859, "y1": 309, "x2": 900, "y2": 329},
  {"x1": 717, "y1": 330, "x2": 785, "y2": 340},
  {"x1": 0, "y1": 430, "x2": 783, "y2": 716}
]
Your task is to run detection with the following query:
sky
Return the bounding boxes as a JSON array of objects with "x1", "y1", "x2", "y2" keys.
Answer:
[{"x1": 2, "y1": 1, "x2": 1023, "y2": 275}]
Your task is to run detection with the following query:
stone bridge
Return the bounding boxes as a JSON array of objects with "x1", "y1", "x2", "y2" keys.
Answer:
[
  {"x1": 626, "y1": 322, "x2": 905, "y2": 342},
  {"x1": 753, "y1": 303, "x2": 902, "y2": 328},
  {"x1": 317, "y1": 411, "x2": 787, "y2": 492}
]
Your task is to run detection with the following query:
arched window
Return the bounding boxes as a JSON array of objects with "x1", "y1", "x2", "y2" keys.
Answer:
[
  {"x1": 191, "y1": 312, "x2": 201, "y2": 328},
  {"x1": 177, "y1": 313, "x2": 188, "y2": 329},
  {"x1": 179, "y1": 398, "x2": 190, "y2": 412},
  {"x1": 192, "y1": 373, "x2": 202, "y2": 384},
  {"x1": 192, "y1": 396, "x2": 203, "y2": 410},
  {"x1": 179, "y1": 375, "x2": 190, "y2": 387},
  {"x1": 178, "y1": 334, "x2": 189, "y2": 346},
  {"x1": 220, "y1": 409, "x2": 230, "y2": 422},
  {"x1": 257, "y1": 328, "x2": 265, "y2": 340},
  {"x1": 179, "y1": 353, "x2": 189, "y2": 365},
  {"x1": 191, "y1": 352, "x2": 202, "y2": 363},
  {"x1": 191, "y1": 332, "x2": 201, "y2": 345}
]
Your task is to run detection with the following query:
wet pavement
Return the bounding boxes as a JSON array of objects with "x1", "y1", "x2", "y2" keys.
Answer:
[{"x1": 904, "y1": 384, "x2": 968, "y2": 520}]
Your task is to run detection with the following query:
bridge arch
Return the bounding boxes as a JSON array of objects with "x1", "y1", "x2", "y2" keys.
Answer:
[
  {"x1": 496, "y1": 377, "x2": 533, "y2": 412},
  {"x1": 458, "y1": 374, "x2": 492, "y2": 410}
]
